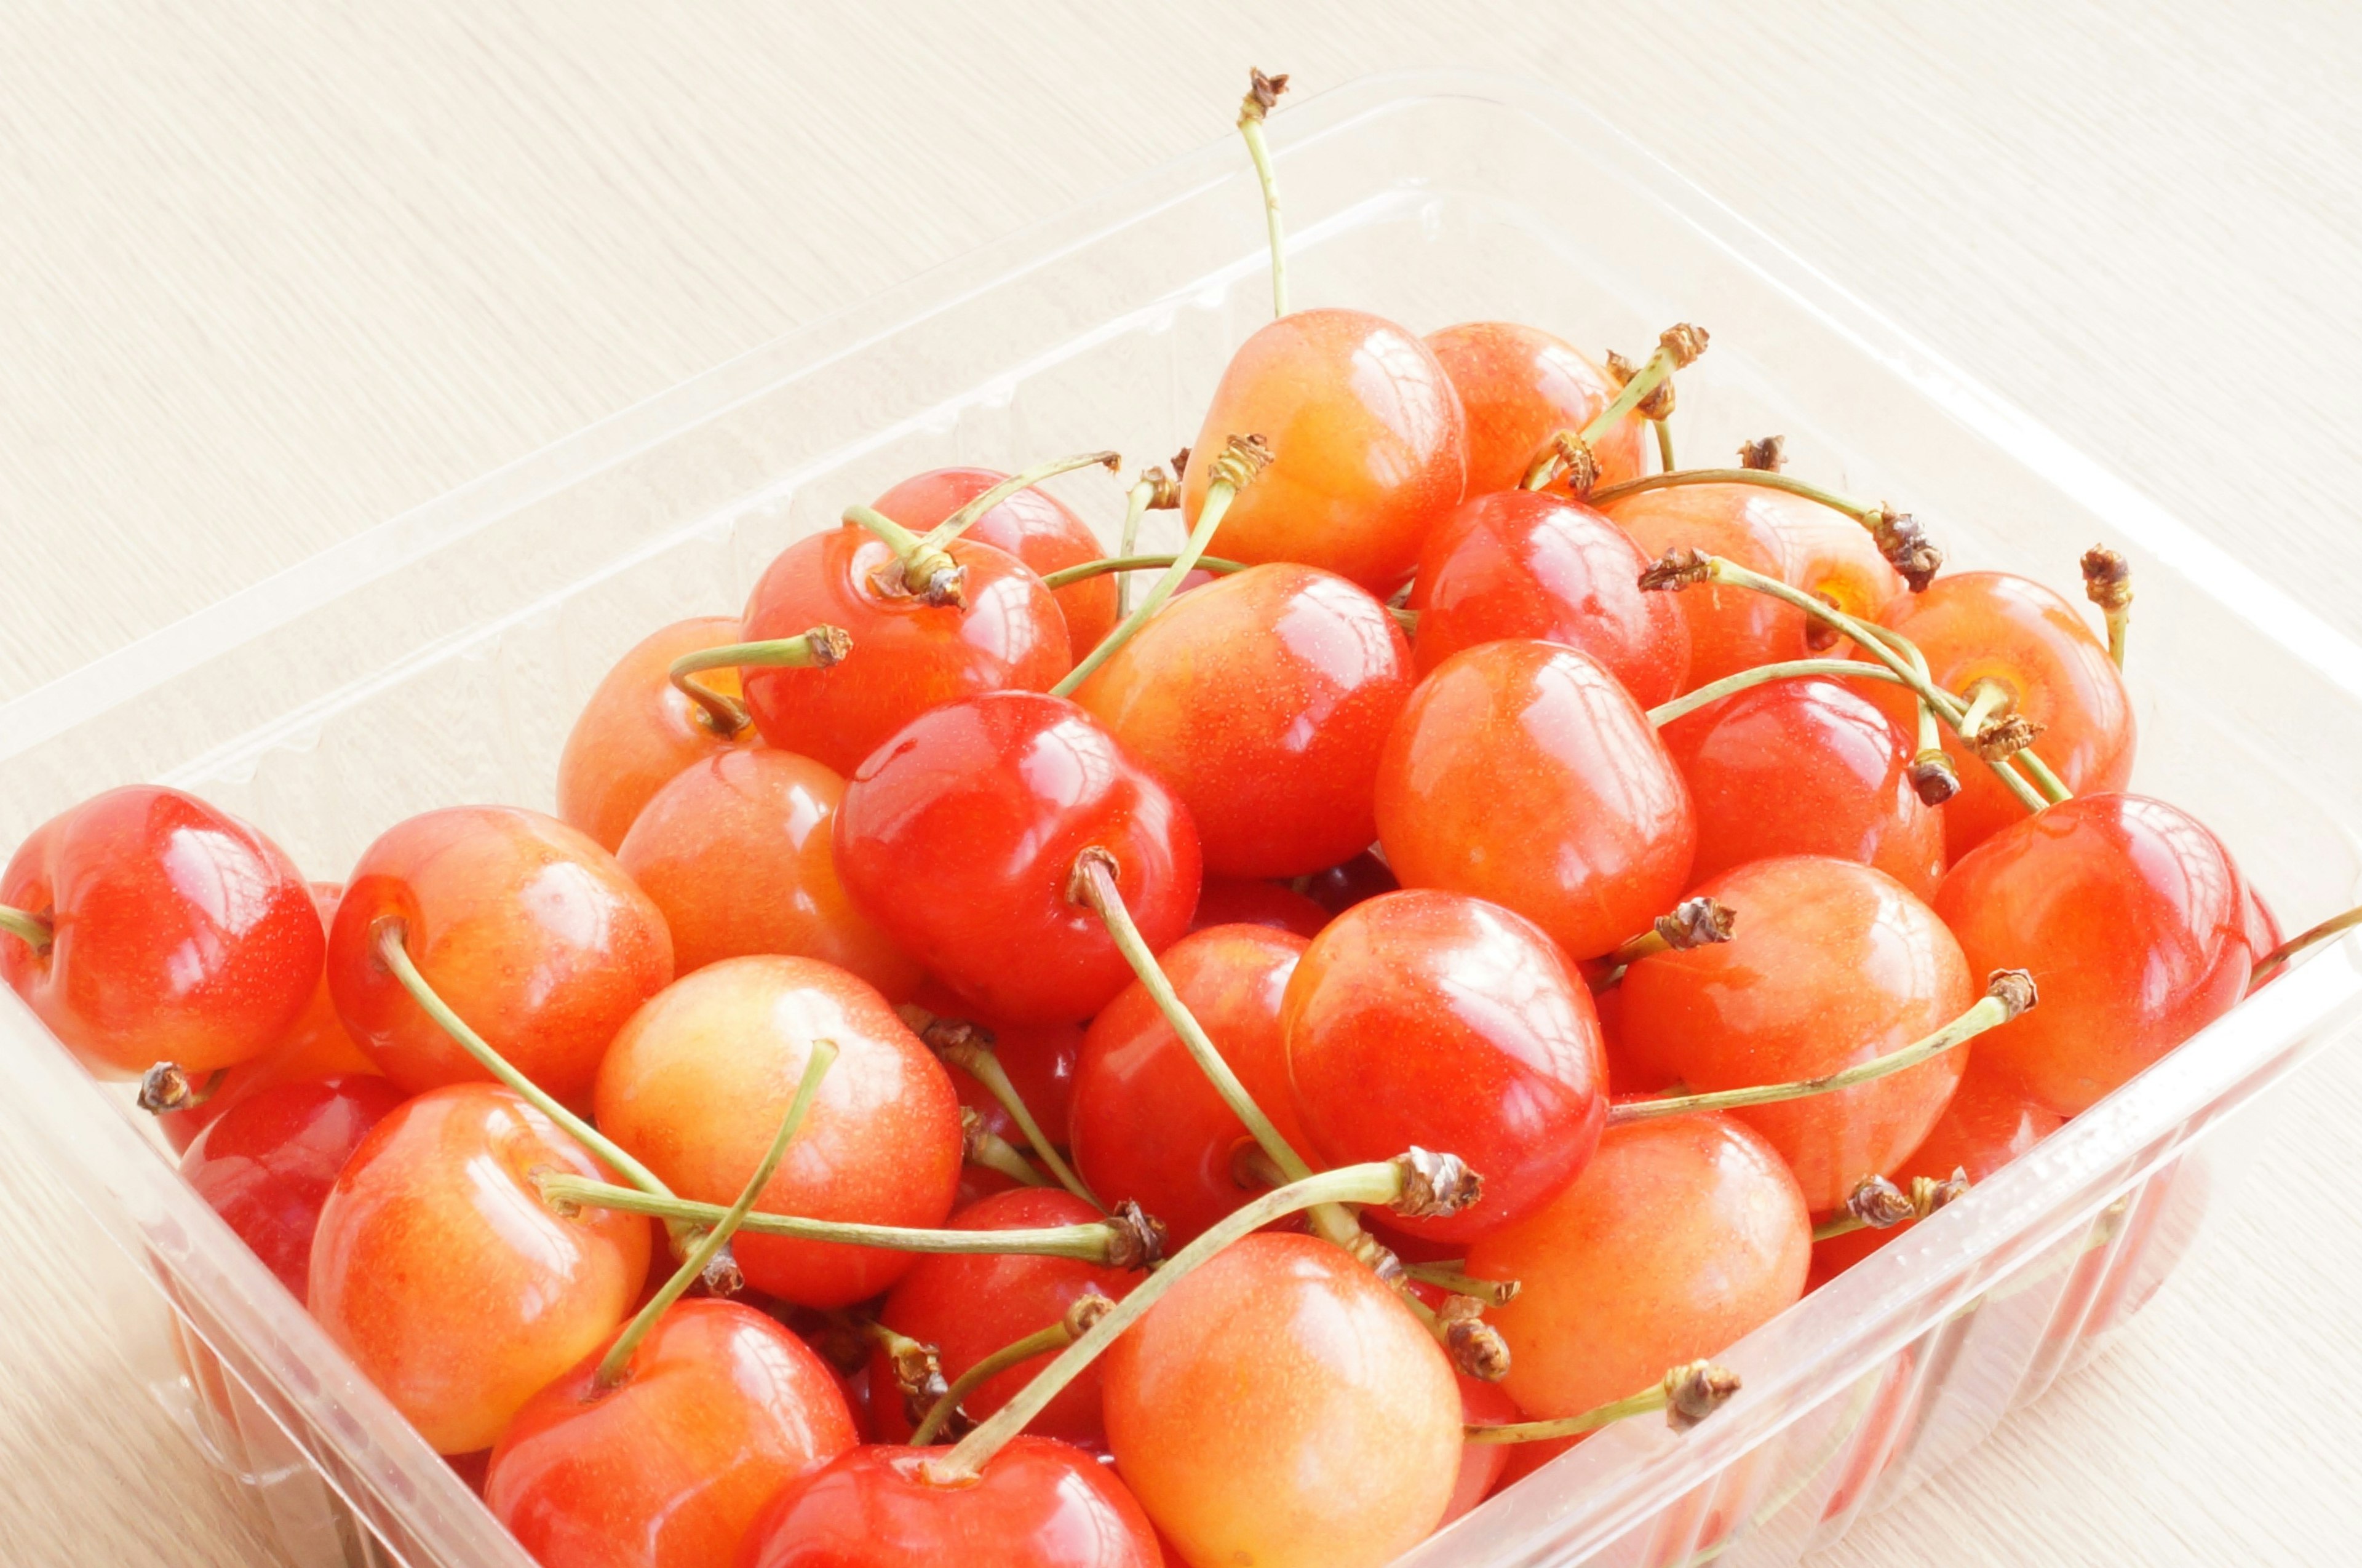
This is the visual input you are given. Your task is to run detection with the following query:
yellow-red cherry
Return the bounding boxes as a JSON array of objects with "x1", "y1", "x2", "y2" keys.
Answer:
[
  {"x1": 872, "y1": 466, "x2": 1118, "y2": 655},
  {"x1": 556, "y1": 616, "x2": 757, "y2": 853},
  {"x1": 1425, "y1": 320, "x2": 1648, "y2": 498}
]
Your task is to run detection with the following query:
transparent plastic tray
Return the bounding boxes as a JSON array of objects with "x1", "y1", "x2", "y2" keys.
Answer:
[{"x1": 4, "y1": 69, "x2": 2361, "y2": 1568}]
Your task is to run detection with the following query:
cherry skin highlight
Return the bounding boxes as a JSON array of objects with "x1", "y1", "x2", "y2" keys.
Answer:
[
  {"x1": 327, "y1": 806, "x2": 672, "y2": 1113},
  {"x1": 1425, "y1": 320, "x2": 1648, "y2": 498},
  {"x1": 1102, "y1": 1232, "x2": 1463, "y2": 1568},
  {"x1": 595, "y1": 956, "x2": 963, "y2": 1308},
  {"x1": 873, "y1": 466, "x2": 1119, "y2": 655},
  {"x1": 308, "y1": 1083, "x2": 651, "y2": 1453},
  {"x1": 1183, "y1": 308, "x2": 1468, "y2": 592},
  {"x1": 556, "y1": 616, "x2": 756, "y2": 853},
  {"x1": 1188, "y1": 876, "x2": 1329, "y2": 937},
  {"x1": 616, "y1": 747, "x2": 921, "y2": 998},
  {"x1": 1377, "y1": 640, "x2": 1696, "y2": 961},
  {"x1": 739, "y1": 528, "x2": 1072, "y2": 776},
  {"x1": 1071, "y1": 923, "x2": 1313, "y2": 1245},
  {"x1": 484, "y1": 1299, "x2": 856, "y2": 1568},
  {"x1": 1, "y1": 785, "x2": 323, "y2": 1076},
  {"x1": 1407, "y1": 488, "x2": 1690, "y2": 706},
  {"x1": 1072, "y1": 562, "x2": 1414, "y2": 878},
  {"x1": 834, "y1": 692, "x2": 1201, "y2": 1025},
  {"x1": 1935, "y1": 792, "x2": 2248, "y2": 1115},
  {"x1": 1468, "y1": 1114, "x2": 1810, "y2": 1422},
  {"x1": 1658, "y1": 677, "x2": 1945, "y2": 901},
  {"x1": 1282, "y1": 889, "x2": 1607, "y2": 1241}
]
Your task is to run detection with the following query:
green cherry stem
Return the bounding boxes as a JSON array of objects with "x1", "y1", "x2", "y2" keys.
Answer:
[
  {"x1": 1644, "y1": 658, "x2": 1912, "y2": 728},
  {"x1": 1399, "y1": 1261, "x2": 1521, "y2": 1307},
  {"x1": 0, "y1": 904, "x2": 52, "y2": 955},
  {"x1": 1236, "y1": 69, "x2": 1291, "y2": 319},
  {"x1": 1521, "y1": 326, "x2": 1709, "y2": 493},
  {"x1": 1592, "y1": 467, "x2": 1946, "y2": 593},
  {"x1": 594, "y1": 1042, "x2": 837, "y2": 1388},
  {"x1": 909, "y1": 1009, "x2": 1100, "y2": 1209},
  {"x1": 1653, "y1": 418, "x2": 1676, "y2": 473},
  {"x1": 2249, "y1": 905, "x2": 2362, "y2": 992},
  {"x1": 1848, "y1": 619, "x2": 1966, "y2": 804},
  {"x1": 845, "y1": 503, "x2": 967, "y2": 607},
  {"x1": 667, "y1": 626, "x2": 853, "y2": 736},
  {"x1": 1465, "y1": 1360, "x2": 1741, "y2": 1445},
  {"x1": 907, "y1": 1294, "x2": 1116, "y2": 1446},
  {"x1": 964, "y1": 1112, "x2": 1054, "y2": 1189},
  {"x1": 914, "y1": 452, "x2": 1123, "y2": 556},
  {"x1": 1038, "y1": 553, "x2": 1251, "y2": 591}
]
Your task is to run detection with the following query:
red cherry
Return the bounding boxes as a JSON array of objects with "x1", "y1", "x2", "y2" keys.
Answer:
[
  {"x1": 1072, "y1": 563, "x2": 1414, "y2": 877},
  {"x1": 327, "y1": 806, "x2": 672, "y2": 1112},
  {"x1": 1658, "y1": 677, "x2": 1945, "y2": 901},
  {"x1": 1281, "y1": 890, "x2": 1607, "y2": 1241},
  {"x1": 1071, "y1": 923, "x2": 1312, "y2": 1245},
  {"x1": 736, "y1": 1437, "x2": 1161, "y2": 1568},
  {"x1": 1376, "y1": 640, "x2": 1696, "y2": 961},
  {"x1": 833, "y1": 693, "x2": 1201, "y2": 1024},
  {"x1": 739, "y1": 529, "x2": 1071, "y2": 776},
  {"x1": 616, "y1": 748, "x2": 922, "y2": 998},
  {"x1": 178, "y1": 1074, "x2": 406, "y2": 1300},
  {"x1": 1, "y1": 786, "x2": 323, "y2": 1076},
  {"x1": 1407, "y1": 489, "x2": 1690, "y2": 706},
  {"x1": 1617, "y1": 856, "x2": 1973, "y2": 1212},
  {"x1": 485, "y1": 1299, "x2": 856, "y2": 1568},
  {"x1": 1102, "y1": 1232, "x2": 1462, "y2": 1568},
  {"x1": 556, "y1": 616, "x2": 757, "y2": 853},
  {"x1": 1468, "y1": 1115, "x2": 1809, "y2": 1422},
  {"x1": 1188, "y1": 876, "x2": 1328, "y2": 937},
  {"x1": 309, "y1": 1083, "x2": 651, "y2": 1452},
  {"x1": 1182, "y1": 308, "x2": 1468, "y2": 592},
  {"x1": 1935, "y1": 792, "x2": 2247, "y2": 1115},
  {"x1": 1297, "y1": 850, "x2": 1397, "y2": 917},
  {"x1": 873, "y1": 467, "x2": 1119, "y2": 655},
  {"x1": 1425, "y1": 321, "x2": 1648, "y2": 498}
]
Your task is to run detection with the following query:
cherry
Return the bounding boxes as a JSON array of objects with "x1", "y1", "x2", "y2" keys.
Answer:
[
  {"x1": 873, "y1": 466, "x2": 1119, "y2": 655},
  {"x1": 1070, "y1": 563, "x2": 1413, "y2": 877},
  {"x1": 1442, "y1": 1373, "x2": 1524, "y2": 1527},
  {"x1": 327, "y1": 805, "x2": 672, "y2": 1113},
  {"x1": 556, "y1": 616, "x2": 756, "y2": 853},
  {"x1": 1101, "y1": 1232, "x2": 1462, "y2": 1568},
  {"x1": 1858, "y1": 571, "x2": 2133, "y2": 859},
  {"x1": 833, "y1": 692, "x2": 1201, "y2": 1025},
  {"x1": 178, "y1": 1073, "x2": 406, "y2": 1300},
  {"x1": 309, "y1": 1083, "x2": 651, "y2": 1452},
  {"x1": 1188, "y1": 876, "x2": 1328, "y2": 937},
  {"x1": 1425, "y1": 321, "x2": 1649, "y2": 498},
  {"x1": 1376, "y1": 640, "x2": 1696, "y2": 961},
  {"x1": 1616, "y1": 856, "x2": 1973, "y2": 1212},
  {"x1": 485, "y1": 1299, "x2": 856, "y2": 1568},
  {"x1": 1297, "y1": 849, "x2": 1396, "y2": 917},
  {"x1": 1466, "y1": 1115, "x2": 1809, "y2": 1424},
  {"x1": 1656, "y1": 676, "x2": 1944, "y2": 901},
  {"x1": 736, "y1": 1437, "x2": 1161, "y2": 1568},
  {"x1": 595, "y1": 955, "x2": 963, "y2": 1308},
  {"x1": 615, "y1": 747, "x2": 922, "y2": 999},
  {"x1": 872, "y1": 1188, "x2": 1139, "y2": 1447},
  {"x1": 1071, "y1": 922, "x2": 1313, "y2": 1244},
  {"x1": 1180, "y1": 308, "x2": 1468, "y2": 592},
  {"x1": 1935, "y1": 792, "x2": 2248, "y2": 1115},
  {"x1": 0, "y1": 785, "x2": 323, "y2": 1077},
  {"x1": 1406, "y1": 488, "x2": 1690, "y2": 706}
]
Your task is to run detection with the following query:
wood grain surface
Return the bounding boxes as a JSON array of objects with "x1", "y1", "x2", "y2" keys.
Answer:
[{"x1": 4, "y1": 3, "x2": 2360, "y2": 1564}]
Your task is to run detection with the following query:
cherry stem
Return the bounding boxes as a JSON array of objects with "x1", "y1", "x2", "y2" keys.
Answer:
[
  {"x1": 1595, "y1": 896, "x2": 1739, "y2": 988},
  {"x1": 1236, "y1": 69, "x2": 1290, "y2": 318},
  {"x1": 135, "y1": 1062, "x2": 228, "y2": 1116},
  {"x1": 2250, "y1": 904, "x2": 2362, "y2": 991},
  {"x1": 594, "y1": 1043, "x2": 836, "y2": 1388},
  {"x1": 911, "y1": 452, "x2": 1123, "y2": 557},
  {"x1": 1653, "y1": 418, "x2": 1676, "y2": 474},
  {"x1": 667, "y1": 626, "x2": 851, "y2": 736},
  {"x1": 844, "y1": 503, "x2": 966, "y2": 606},
  {"x1": 1038, "y1": 552, "x2": 1250, "y2": 591},
  {"x1": 1521, "y1": 327, "x2": 1709, "y2": 493},
  {"x1": 1644, "y1": 659, "x2": 1910, "y2": 727},
  {"x1": 1850, "y1": 619, "x2": 1965, "y2": 803},
  {"x1": 0, "y1": 904, "x2": 52, "y2": 955},
  {"x1": 1465, "y1": 1359, "x2": 1741, "y2": 1444},
  {"x1": 2082, "y1": 546, "x2": 2133, "y2": 670},
  {"x1": 966, "y1": 1115, "x2": 1054, "y2": 1189},
  {"x1": 1591, "y1": 466, "x2": 1877, "y2": 525},
  {"x1": 1116, "y1": 480, "x2": 1155, "y2": 618},
  {"x1": 1609, "y1": 969, "x2": 2037, "y2": 1124},
  {"x1": 1810, "y1": 1166, "x2": 1970, "y2": 1243},
  {"x1": 909, "y1": 1295, "x2": 1113, "y2": 1446},
  {"x1": 1400, "y1": 1260, "x2": 1521, "y2": 1306},
  {"x1": 1957, "y1": 680, "x2": 2008, "y2": 741},
  {"x1": 918, "y1": 1019, "x2": 1099, "y2": 1209}
]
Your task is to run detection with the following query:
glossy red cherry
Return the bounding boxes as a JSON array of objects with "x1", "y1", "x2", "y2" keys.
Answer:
[
  {"x1": 1617, "y1": 856, "x2": 1973, "y2": 1212},
  {"x1": 327, "y1": 806, "x2": 672, "y2": 1112},
  {"x1": 1, "y1": 786, "x2": 323, "y2": 1076},
  {"x1": 736, "y1": 1437, "x2": 1161, "y2": 1568},
  {"x1": 597, "y1": 955, "x2": 963, "y2": 1308},
  {"x1": 1188, "y1": 876, "x2": 1328, "y2": 937},
  {"x1": 1072, "y1": 563, "x2": 1413, "y2": 877},
  {"x1": 616, "y1": 748, "x2": 921, "y2": 998},
  {"x1": 179, "y1": 1074, "x2": 406, "y2": 1300},
  {"x1": 309, "y1": 1083, "x2": 651, "y2": 1452},
  {"x1": 1425, "y1": 321, "x2": 1648, "y2": 498},
  {"x1": 557, "y1": 616, "x2": 757, "y2": 852},
  {"x1": 872, "y1": 466, "x2": 1119, "y2": 655},
  {"x1": 1935, "y1": 792, "x2": 2248, "y2": 1115},
  {"x1": 1658, "y1": 676, "x2": 1944, "y2": 901},
  {"x1": 739, "y1": 528, "x2": 1071, "y2": 776},
  {"x1": 834, "y1": 692, "x2": 1201, "y2": 1025},
  {"x1": 1103, "y1": 1232, "x2": 1461, "y2": 1568},
  {"x1": 485, "y1": 1299, "x2": 856, "y2": 1568},
  {"x1": 1072, "y1": 923, "x2": 1313, "y2": 1244},
  {"x1": 1377, "y1": 640, "x2": 1696, "y2": 961},
  {"x1": 1182, "y1": 308, "x2": 1468, "y2": 592},
  {"x1": 1407, "y1": 489, "x2": 1690, "y2": 706}
]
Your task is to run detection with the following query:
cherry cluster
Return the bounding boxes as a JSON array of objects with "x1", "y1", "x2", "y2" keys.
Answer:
[{"x1": 0, "y1": 70, "x2": 2313, "y2": 1568}]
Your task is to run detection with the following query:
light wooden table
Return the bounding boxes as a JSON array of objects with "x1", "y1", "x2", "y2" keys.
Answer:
[{"x1": 4, "y1": 4, "x2": 2361, "y2": 1564}]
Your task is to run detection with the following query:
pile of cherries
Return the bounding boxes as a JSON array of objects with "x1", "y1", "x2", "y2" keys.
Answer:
[{"x1": 0, "y1": 70, "x2": 2320, "y2": 1568}]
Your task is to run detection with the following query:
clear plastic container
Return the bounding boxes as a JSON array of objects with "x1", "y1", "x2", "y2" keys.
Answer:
[{"x1": 4, "y1": 68, "x2": 2361, "y2": 1568}]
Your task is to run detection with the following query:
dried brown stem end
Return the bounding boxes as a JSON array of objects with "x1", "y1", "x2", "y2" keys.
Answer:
[
  {"x1": 697, "y1": 1243, "x2": 746, "y2": 1299},
  {"x1": 1391, "y1": 1146, "x2": 1482, "y2": 1219},
  {"x1": 1910, "y1": 749, "x2": 1962, "y2": 806},
  {"x1": 1065, "y1": 844, "x2": 1122, "y2": 907},
  {"x1": 807, "y1": 624, "x2": 853, "y2": 667},
  {"x1": 1664, "y1": 1359, "x2": 1741, "y2": 1431},
  {"x1": 1555, "y1": 432, "x2": 1601, "y2": 498},
  {"x1": 1604, "y1": 349, "x2": 1637, "y2": 384},
  {"x1": 1241, "y1": 68, "x2": 1290, "y2": 122},
  {"x1": 1970, "y1": 712, "x2": 2045, "y2": 763},
  {"x1": 2081, "y1": 546, "x2": 2133, "y2": 612},
  {"x1": 1871, "y1": 508, "x2": 1943, "y2": 593},
  {"x1": 1342, "y1": 1227, "x2": 1406, "y2": 1283},
  {"x1": 1911, "y1": 1166, "x2": 1971, "y2": 1219},
  {"x1": 1638, "y1": 546, "x2": 1713, "y2": 592},
  {"x1": 957, "y1": 1105, "x2": 989, "y2": 1163},
  {"x1": 1064, "y1": 1292, "x2": 1117, "y2": 1338},
  {"x1": 1140, "y1": 465, "x2": 1183, "y2": 511},
  {"x1": 136, "y1": 1062, "x2": 197, "y2": 1115},
  {"x1": 888, "y1": 1340, "x2": 950, "y2": 1427},
  {"x1": 1103, "y1": 1200, "x2": 1169, "y2": 1272},
  {"x1": 1803, "y1": 591, "x2": 1845, "y2": 652},
  {"x1": 1986, "y1": 968, "x2": 2039, "y2": 1020},
  {"x1": 1658, "y1": 323, "x2": 1711, "y2": 368},
  {"x1": 1843, "y1": 1173, "x2": 1919, "y2": 1230},
  {"x1": 1204, "y1": 432, "x2": 1274, "y2": 493},
  {"x1": 1437, "y1": 1295, "x2": 1513, "y2": 1382},
  {"x1": 897, "y1": 1003, "x2": 996, "y2": 1056},
  {"x1": 1738, "y1": 435, "x2": 1787, "y2": 471},
  {"x1": 1655, "y1": 897, "x2": 1738, "y2": 951}
]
